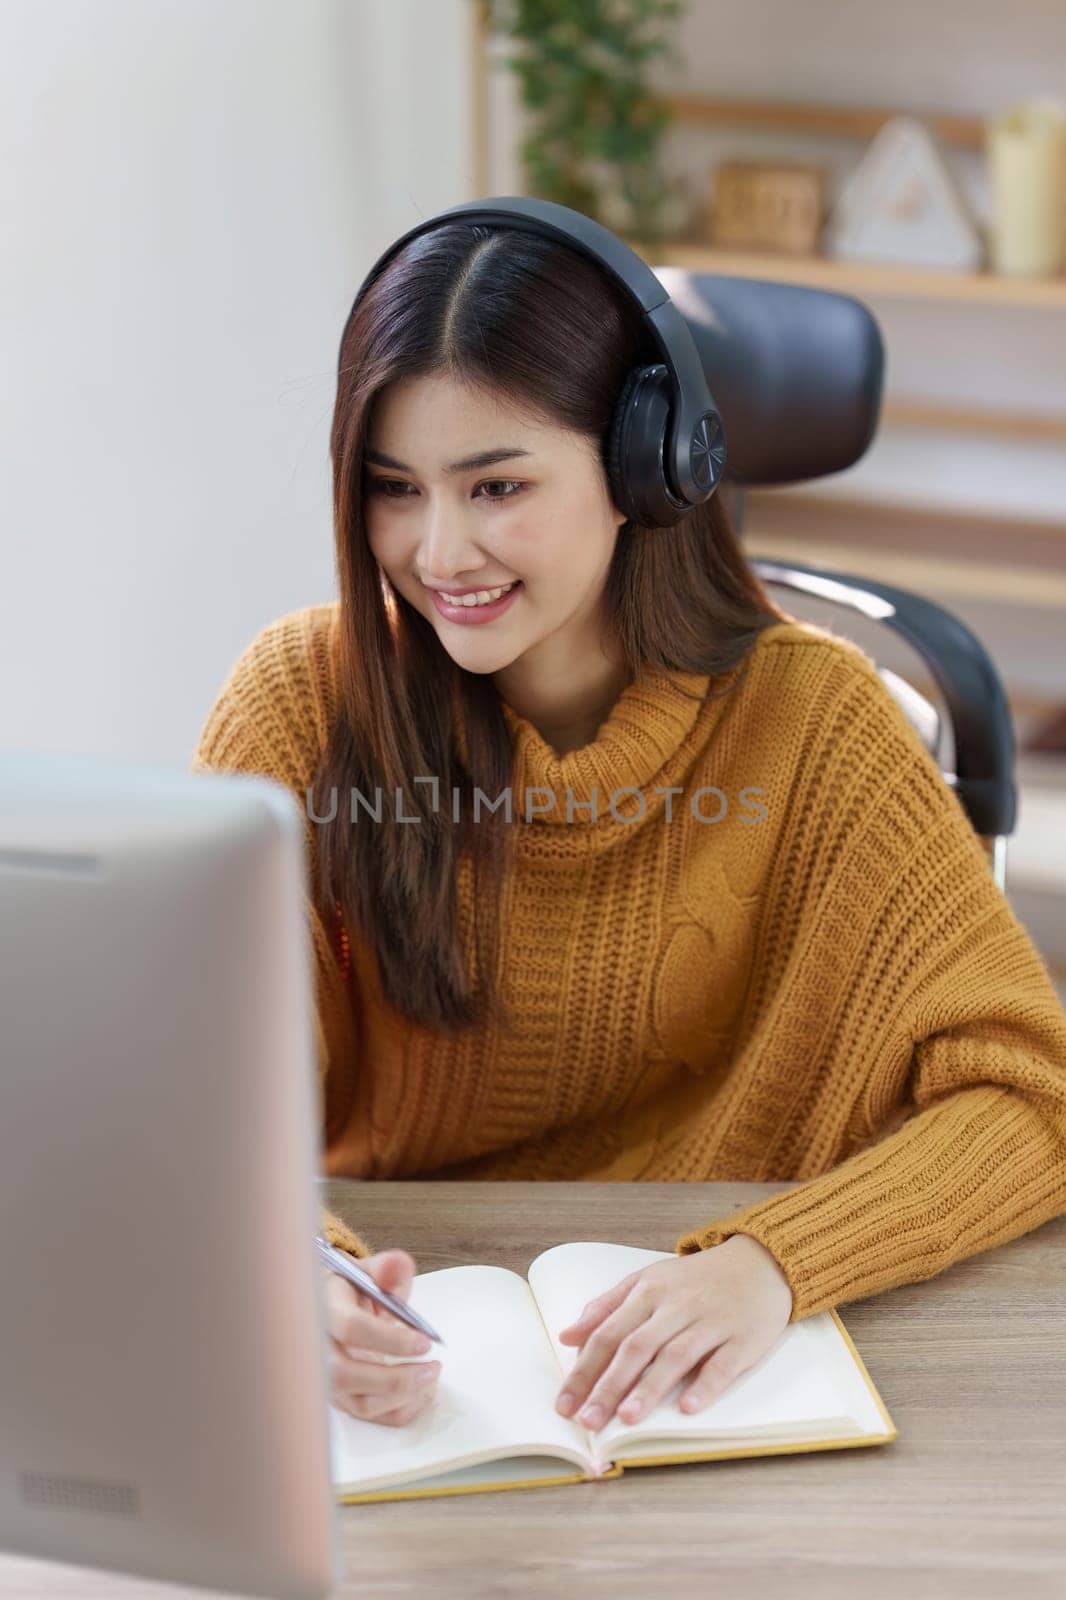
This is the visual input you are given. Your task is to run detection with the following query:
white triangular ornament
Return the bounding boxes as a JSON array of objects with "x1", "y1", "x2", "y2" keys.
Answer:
[{"x1": 824, "y1": 116, "x2": 983, "y2": 271}]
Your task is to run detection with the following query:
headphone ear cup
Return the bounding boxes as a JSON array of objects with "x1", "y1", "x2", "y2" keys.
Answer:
[
  {"x1": 604, "y1": 367, "x2": 644, "y2": 525},
  {"x1": 605, "y1": 364, "x2": 685, "y2": 529}
]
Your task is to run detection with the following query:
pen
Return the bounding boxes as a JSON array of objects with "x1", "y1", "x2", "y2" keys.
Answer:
[{"x1": 315, "y1": 1235, "x2": 444, "y2": 1345}]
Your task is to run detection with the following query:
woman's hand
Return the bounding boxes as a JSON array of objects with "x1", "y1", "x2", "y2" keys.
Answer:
[
  {"x1": 323, "y1": 1249, "x2": 441, "y2": 1427},
  {"x1": 554, "y1": 1234, "x2": 793, "y2": 1431}
]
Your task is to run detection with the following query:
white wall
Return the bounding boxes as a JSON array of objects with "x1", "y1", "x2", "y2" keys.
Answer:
[{"x1": 0, "y1": 0, "x2": 474, "y2": 765}]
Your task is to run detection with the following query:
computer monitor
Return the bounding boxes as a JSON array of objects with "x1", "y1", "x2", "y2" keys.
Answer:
[{"x1": 0, "y1": 749, "x2": 340, "y2": 1599}]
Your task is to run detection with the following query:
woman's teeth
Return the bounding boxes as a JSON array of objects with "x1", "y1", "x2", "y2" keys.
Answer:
[{"x1": 439, "y1": 582, "x2": 518, "y2": 607}]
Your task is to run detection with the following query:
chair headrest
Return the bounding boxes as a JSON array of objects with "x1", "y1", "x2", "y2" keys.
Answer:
[{"x1": 653, "y1": 268, "x2": 885, "y2": 487}]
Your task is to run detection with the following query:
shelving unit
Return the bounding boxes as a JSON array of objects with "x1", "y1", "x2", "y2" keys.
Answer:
[
  {"x1": 467, "y1": 18, "x2": 1066, "y2": 757},
  {"x1": 468, "y1": 8, "x2": 1066, "y2": 313}
]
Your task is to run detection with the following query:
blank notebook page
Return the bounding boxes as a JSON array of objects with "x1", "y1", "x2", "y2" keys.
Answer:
[
  {"x1": 527, "y1": 1241, "x2": 883, "y2": 1459},
  {"x1": 328, "y1": 1263, "x2": 588, "y2": 1491}
]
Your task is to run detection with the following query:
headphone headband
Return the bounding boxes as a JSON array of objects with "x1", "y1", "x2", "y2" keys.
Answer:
[{"x1": 337, "y1": 195, "x2": 726, "y2": 517}]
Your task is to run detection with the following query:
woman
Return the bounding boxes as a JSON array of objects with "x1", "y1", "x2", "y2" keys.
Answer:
[{"x1": 193, "y1": 219, "x2": 1066, "y2": 1437}]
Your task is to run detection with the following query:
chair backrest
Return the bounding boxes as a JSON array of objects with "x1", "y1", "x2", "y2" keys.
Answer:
[
  {"x1": 653, "y1": 268, "x2": 884, "y2": 485},
  {"x1": 653, "y1": 266, "x2": 1017, "y2": 885}
]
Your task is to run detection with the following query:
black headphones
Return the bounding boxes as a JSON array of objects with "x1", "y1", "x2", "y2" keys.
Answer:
[{"x1": 337, "y1": 195, "x2": 726, "y2": 529}]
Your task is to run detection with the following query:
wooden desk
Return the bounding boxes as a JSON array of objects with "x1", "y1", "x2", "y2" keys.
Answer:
[{"x1": 3, "y1": 1180, "x2": 1064, "y2": 1600}]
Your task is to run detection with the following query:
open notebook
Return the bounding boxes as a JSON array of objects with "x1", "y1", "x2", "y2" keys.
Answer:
[{"x1": 330, "y1": 1241, "x2": 897, "y2": 1503}]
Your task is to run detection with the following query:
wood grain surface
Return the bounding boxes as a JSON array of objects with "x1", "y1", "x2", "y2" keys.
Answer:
[{"x1": 3, "y1": 1180, "x2": 1064, "y2": 1600}]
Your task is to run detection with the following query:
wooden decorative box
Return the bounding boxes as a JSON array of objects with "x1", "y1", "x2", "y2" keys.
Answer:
[{"x1": 708, "y1": 161, "x2": 828, "y2": 255}]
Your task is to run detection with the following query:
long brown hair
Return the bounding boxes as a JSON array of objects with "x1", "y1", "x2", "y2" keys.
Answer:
[{"x1": 313, "y1": 221, "x2": 790, "y2": 1034}]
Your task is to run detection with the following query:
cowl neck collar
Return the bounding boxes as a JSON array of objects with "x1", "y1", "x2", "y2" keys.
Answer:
[{"x1": 494, "y1": 665, "x2": 713, "y2": 826}]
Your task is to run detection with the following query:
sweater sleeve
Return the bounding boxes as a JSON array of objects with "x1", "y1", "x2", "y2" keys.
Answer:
[
  {"x1": 191, "y1": 631, "x2": 373, "y2": 1261},
  {"x1": 190, "y1": 685, "x2": 333, "y2": 1106},
  {"x1": 676, "y1": 655, "x2": 1066, "y2": 1322},
  {"x1": 320, "y1": 1205, "x2": 373, "y2": 1259}
]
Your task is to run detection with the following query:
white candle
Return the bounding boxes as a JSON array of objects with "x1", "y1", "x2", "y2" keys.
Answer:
[{"x1": 985, "y1": 97, "x2": 1066, "y2": 278}]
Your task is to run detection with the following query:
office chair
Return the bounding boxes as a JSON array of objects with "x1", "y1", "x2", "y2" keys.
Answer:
[{"x1": 655, "y1": 267, "x2": 1015, "y2": 893}]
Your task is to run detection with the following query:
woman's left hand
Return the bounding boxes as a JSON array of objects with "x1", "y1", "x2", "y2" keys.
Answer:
[{"x1": 554, "y1": 1234, "x2": 794, "y2": 1432}]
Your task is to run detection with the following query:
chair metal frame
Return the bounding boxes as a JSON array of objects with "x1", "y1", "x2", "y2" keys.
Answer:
[
  {"x1": 746, "y1": 546, "x2": 1013, "y2": 892},
  {"x1": 661, "y1": 266, "x2": 1018, "y2": 896}
]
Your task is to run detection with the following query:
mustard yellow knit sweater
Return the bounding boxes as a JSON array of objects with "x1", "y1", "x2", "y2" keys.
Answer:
[{"x1": 191, "y1": 602, "x2": 1066, "y2": 1324}]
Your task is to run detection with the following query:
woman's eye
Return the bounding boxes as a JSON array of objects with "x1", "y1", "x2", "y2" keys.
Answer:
[
  {"x1": 477, "y1": 479, "x2": 525, "y2": 504},
  {"x1": 368, "y1": 477, "x2": 525, "y2": 506}
]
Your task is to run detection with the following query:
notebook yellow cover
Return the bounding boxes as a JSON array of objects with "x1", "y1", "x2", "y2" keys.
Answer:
[{"x1": 330, "y1": 1242, "x2": 897, "y2": 1504}]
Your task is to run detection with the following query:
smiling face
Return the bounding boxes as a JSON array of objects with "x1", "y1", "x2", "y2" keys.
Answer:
[{"x1": 363, "y1": 372, "x2": 628, "y2": 686}]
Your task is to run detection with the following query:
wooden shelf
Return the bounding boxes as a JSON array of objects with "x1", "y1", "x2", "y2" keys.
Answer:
[
  {"x1": 620, "y1": 239, "x2": 1066, "y2": 310},
  {"x1": 660, "y1": 94, "x2": 987, "y2": 151},
  {"x1": 881, "y1": 401, "x2": 1066, "y2": 444},
  {"x1": 741, "y1": 489, "x2": 1066, "y2": 612},
  {"x1": 745, "y1": 530, "x2": 1066, "y2": 609}
]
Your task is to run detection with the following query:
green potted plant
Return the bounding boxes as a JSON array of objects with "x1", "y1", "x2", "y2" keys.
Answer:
[{"x1": 480, "y1": 0, "x2": 689, "y2": 244}]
